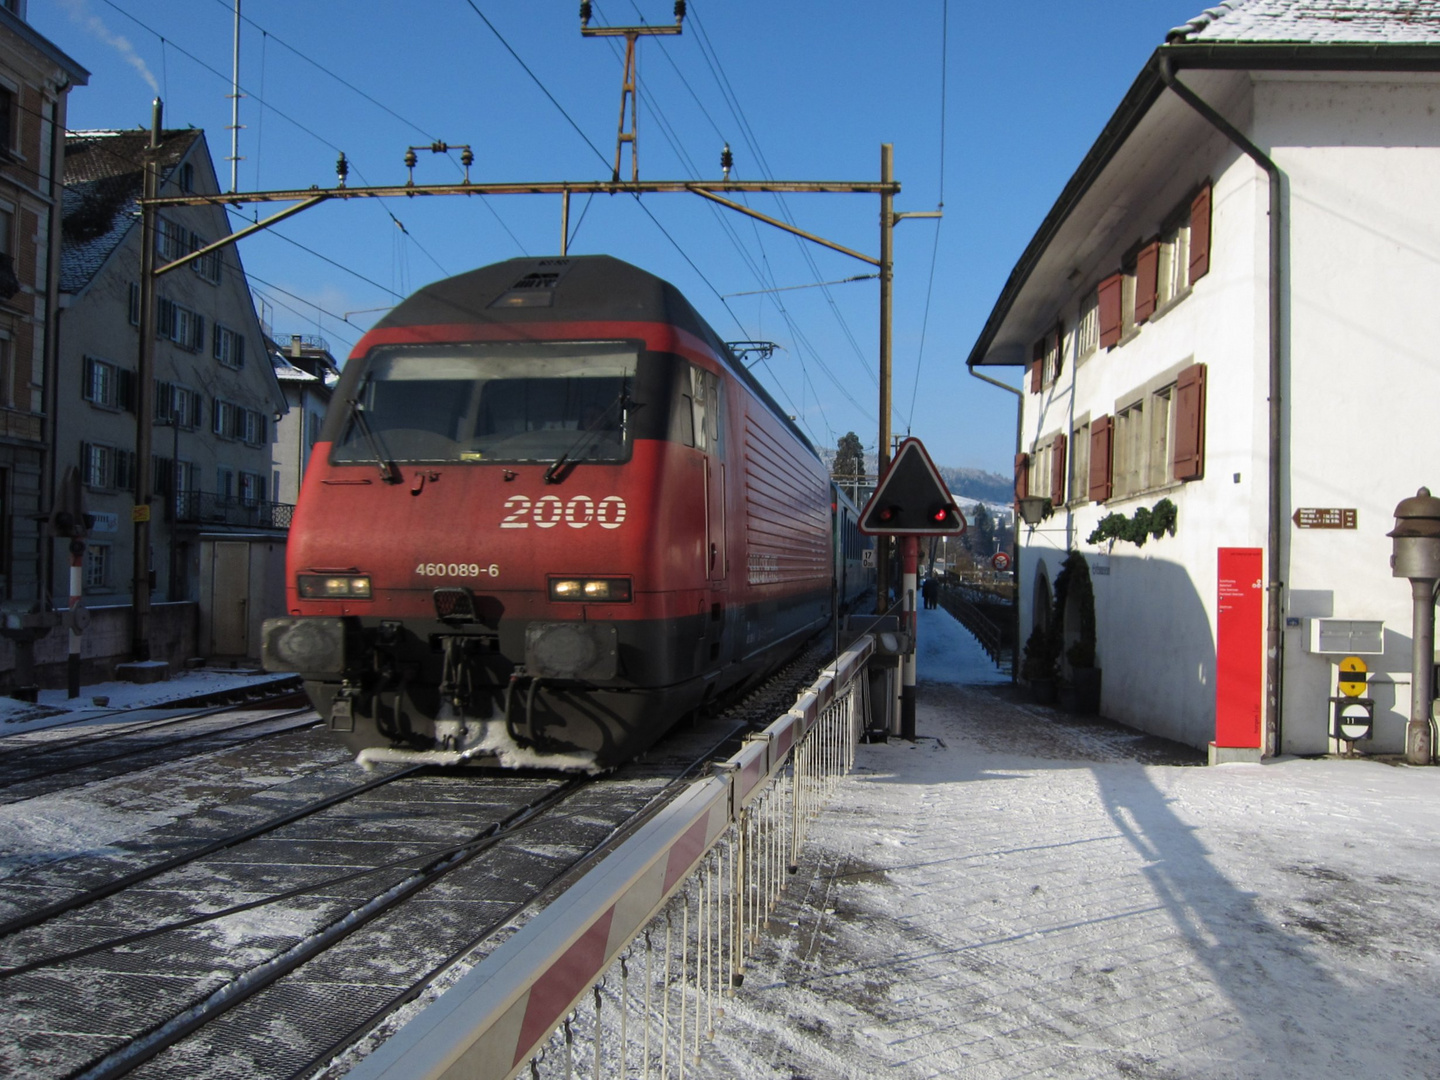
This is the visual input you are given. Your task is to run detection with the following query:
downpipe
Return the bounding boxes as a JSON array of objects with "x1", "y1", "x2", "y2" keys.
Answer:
[{"x1": 1158, "y1": 52, "x2": 1287, "y2": 757}]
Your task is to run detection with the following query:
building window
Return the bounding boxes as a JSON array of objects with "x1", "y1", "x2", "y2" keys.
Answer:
[
  {"x1": 1091, "y1": 363, "x2": 1207, "y2": 504},
  {"x1": 1098, "y1": 273, "x2": 1123, "y2": 350},
  {"x1": 0, "y1": 86, "x2": 12, "y2": 155},
  {"x1": 239, "y1": 471, "x2": 266, "y2": 505},
  {"x1": 157, "y1": 298, "x2": 204, "y2": 351},
  {"x1": 83, "y1": 356, "x2": 134, "y2": 411},
  {"x1": 1069, "y1": 418, "x2": 1090, "y2": 506},
  {"x1": 84, "y1": 543, "x2": 112, "y2": 590},
  {"x1": 213, "y1": 324, "x2": 245, "y2": 368},
  {"x1": 157, "y1": 216, "x2": 188, "y2": 262},
  {"x1": 212, "y1": 399, "x2": 267, "y2": 444},
  {"x1": 155, "y1": 380, "x2": 201, "y2": 428},
  {"x1": 189, "y1": 230, "x2": 222, "y2": 284},
  {"x1": 1075, "y1": 293, "x2": 1098, "y2": 364},
  {"x1": 1112, "y1": 399, "x2": 1146, "y2": 500},
  {"x1": 1157, "y1": 219, "x2": 1190, "y2": 309},
  {"x1": 243, "y1": 409, "x2": 267, "y2": 445},
  {"x1": 80, "y1": 441, "x2": 136, "y2": 491},
  {"x1": 1027, "y1": 325, "x2": 1062, "y2": 394}
]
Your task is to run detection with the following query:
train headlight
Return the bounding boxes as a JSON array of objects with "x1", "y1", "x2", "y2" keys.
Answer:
[
  {"x1": 548, "y1": 577, "x2": 632, "y2": 603},
  {"x1": 298, "y1": 574, "x2": 372, "y2": 599}
]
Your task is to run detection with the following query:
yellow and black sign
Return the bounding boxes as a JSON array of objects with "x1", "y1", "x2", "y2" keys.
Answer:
[{"x1": 1338, "y1": 656, "x2": 1368, "y2": 698}]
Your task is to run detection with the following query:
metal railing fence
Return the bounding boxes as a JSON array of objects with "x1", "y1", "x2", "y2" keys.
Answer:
[{"x1": 348, "y1": 636, "x2": 873, "y2": 1080}]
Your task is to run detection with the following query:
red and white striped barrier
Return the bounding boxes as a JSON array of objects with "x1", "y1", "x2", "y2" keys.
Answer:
[{"x1": 348, "y1": 635, "x2": 873, "y2": 1080}]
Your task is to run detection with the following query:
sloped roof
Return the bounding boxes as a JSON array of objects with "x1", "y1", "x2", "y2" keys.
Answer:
[
  {"x1": 967, "y1": 0, "x2": 1440, "y2": 368},
  {"x1": 1169, "y1": 0, "x2": 1440, "y2": 43},
  {"x1": 60, "y1": 129, "x2": 199, "y2": 295}
]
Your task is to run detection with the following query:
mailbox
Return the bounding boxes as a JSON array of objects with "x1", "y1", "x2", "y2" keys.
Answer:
[{"x1": 1305, "y1": 619, "x2": 1384, "y2": 655}]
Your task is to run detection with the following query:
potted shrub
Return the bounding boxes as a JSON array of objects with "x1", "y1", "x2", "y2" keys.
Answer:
[
  {"x1": 1054, "y1": 550, "x2": 1101, "y2": 715},
  {"x1": 1021, "y1": 623, "x2": 1058, "y2": 704}
]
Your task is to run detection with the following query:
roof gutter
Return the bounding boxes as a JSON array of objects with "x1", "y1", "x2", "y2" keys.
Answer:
[
  {"x1": 967, "y1": 365, "x2": 1023, "y2": 682},
  {"x1": 1156, "y1": 50, "x2": 1285, "y2": 758},
  {"x1": 966, "y1": 43, "x2": 1440, "y2": 371}
]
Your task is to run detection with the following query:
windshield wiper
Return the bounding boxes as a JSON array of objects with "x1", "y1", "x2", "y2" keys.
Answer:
[
  {"x1": 543, "y1": 392, "x2": 630, "y2": 485},
  {"x1": 345, "y1": 398, "x2": 402, "y2": 484}
]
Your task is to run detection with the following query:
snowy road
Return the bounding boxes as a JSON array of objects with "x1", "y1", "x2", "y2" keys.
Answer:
[{"x1": 688, "y1": 607, "x2": 1440, "y2": 1079}]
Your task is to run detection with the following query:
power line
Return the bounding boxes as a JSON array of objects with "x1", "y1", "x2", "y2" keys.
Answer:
[{"x1": 905, "y1": 0, "x2": 950, "y2": 434}]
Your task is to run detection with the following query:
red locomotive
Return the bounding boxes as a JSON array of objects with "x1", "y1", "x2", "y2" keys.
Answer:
[{"x1": 262, "y1": 256, "x2": 841, "y2": 771}]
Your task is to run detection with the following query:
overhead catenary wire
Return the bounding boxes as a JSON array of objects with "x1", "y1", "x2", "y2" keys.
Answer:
[
  {"x1": 98, "y1": 0, "x2": 456, "y2": 279},
  {"x1": 904, "y1": 0, "x2": 949, "y2": 435},
  {"x1": 463, "y1": 0, "x2": 742, "y2": 332}
]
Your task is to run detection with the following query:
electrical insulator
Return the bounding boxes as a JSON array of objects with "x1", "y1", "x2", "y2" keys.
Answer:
[
  {"x1": 580, "y1": 1, "x2": 592, "y2": 26},
  {"x1": 720, "y1": 142, "x2": 733, "y2": 180}
]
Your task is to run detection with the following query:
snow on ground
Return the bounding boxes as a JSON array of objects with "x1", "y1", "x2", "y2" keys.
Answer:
[{"x1": 686, "y1": 608, "x2": 1440, "y2": 1079}]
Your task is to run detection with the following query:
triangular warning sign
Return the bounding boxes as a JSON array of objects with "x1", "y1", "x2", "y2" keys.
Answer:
[{"x1": 858, "y1": 437, "x2": 967, "y2": 536}]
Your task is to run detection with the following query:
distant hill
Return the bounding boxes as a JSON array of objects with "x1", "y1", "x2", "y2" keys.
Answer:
[{"x1": 818, "y1": 450, "x2": 1012, "y2": 505}]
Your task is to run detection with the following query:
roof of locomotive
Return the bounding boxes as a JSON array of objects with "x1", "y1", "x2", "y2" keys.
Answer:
[{"x1": 369, "y1": 255, "x2": 817, "y2": 458}]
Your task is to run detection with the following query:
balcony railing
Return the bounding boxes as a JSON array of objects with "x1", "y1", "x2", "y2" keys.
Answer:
[{"x1": 171, "y1": 491, "x2": 294, "y2": 529}]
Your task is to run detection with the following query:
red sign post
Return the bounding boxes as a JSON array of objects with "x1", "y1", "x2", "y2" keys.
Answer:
[{"x1": 1215, "y1": 547, "x2": 1264, "y2": 749}]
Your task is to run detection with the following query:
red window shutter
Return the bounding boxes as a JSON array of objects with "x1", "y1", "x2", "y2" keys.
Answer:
[
  {"x1": 1050, "y1": 433, "x2": 1067, "y2": 507},
  {"x1": 1088, "y1": 415, "x2": 1113, "y2": 502},
  {"x1": 1029, "y1": 339, "x2": 1043, "y2": 393},
  {"x1": 1189, "y1": 184, "x2": 1212, "y2": 284},
  {"x1": 1172, "y1": 363, "x2": 1207, "y2": 481},
  {"x1": 1134, "y1": 241, "x2": 1160, "y2": 323},
  {"x1": 1015, "y1": 452, "x2": 1030, "y2": 500},
  {"x1": 1097, "y1": 274, "x2": 1123, "y2": 349}
]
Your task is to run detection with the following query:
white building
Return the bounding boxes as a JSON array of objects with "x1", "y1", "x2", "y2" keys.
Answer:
[
  {"x1": 966, "y1": 0, "x2": 1440, "y2": 759},
  {"x1": 270, "y1": 334, "x2": 338, "y2": 507}
]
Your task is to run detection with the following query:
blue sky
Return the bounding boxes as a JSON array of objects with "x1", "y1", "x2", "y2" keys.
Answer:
[{"x1": 39, "y1": 0, "x2": 1205, "y2": 475}]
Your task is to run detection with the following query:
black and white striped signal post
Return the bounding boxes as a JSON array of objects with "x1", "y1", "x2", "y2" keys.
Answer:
[{"x1": 858, "y1": 438, "x2": 966, "y2": 740}]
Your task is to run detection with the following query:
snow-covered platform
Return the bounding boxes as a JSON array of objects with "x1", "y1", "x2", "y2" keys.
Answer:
[{"x1": 693, "y1": 607, "x2": 1440, "y2": 1078}]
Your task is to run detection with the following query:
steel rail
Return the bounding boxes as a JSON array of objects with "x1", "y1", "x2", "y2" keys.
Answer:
[
  {"x1": 0, "y1": 762, "x2": 422, "y2": 940},
  {"x1": 69, "y1": 777, "x2": 588, "y2": 1080},
  {"x1": 285, "y1": 719, "x2": 753, "y2": 1080},
  {"x1": 0, "y1": 707, "x2": 318, "y2": 793},
  {"x1": 0, "y1": 689, "x2": 305, "y2": 763}
]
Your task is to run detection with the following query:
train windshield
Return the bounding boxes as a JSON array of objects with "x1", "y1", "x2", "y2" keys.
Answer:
[{"x1": 331, "y1": 342, "x2": 636, "y2": 465}]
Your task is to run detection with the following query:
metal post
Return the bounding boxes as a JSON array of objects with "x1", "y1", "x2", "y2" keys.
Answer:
[
  {"x1": 561, "y1": 190, "x2": 570, "y2": 256},
  {"x1": 876, "y1": 143, "x2": 894, "y2": 615},
  {"x1": 131, "y1": 99, "x2": 161, "y2": 662},
  {"x1": 1409, "y1": 578, "x2": 1435, "y2": 765},
  {"x1": 900, "y1": 534, "x2": 917, "y2": 740},
  {"x1": 68, "y1": 540, "x2": 83, "y2": 698}
]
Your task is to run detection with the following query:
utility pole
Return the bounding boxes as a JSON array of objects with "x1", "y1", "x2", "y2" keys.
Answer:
[
  {"x1": 876, "y1": 144, "x2": 894, "y2": 613},
  {"x1": 131, "y1": 99, "x2": 161, "y2": 663},
  {"x1": 227, "y1": 0, "x2": 243, "y2": 192},
  {"x1": 875, "y1": 143, "x2": 942, "y2": 615},
  {"x1": 580, "y1": 0, "x2": 684, "y2": 183}
]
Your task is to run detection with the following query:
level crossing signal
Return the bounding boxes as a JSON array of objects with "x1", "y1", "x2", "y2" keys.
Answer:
[{"x1": 858, "y1": 437, "x2": 967, "y2": 536}]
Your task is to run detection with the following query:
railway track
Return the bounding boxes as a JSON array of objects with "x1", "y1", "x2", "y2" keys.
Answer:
[
  {"x1": 0, "y1": 692, "x2": 317, "y2": 800},
  {"x1": 0, "y1": 642, "x2": 832, "y2": 1079}
]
